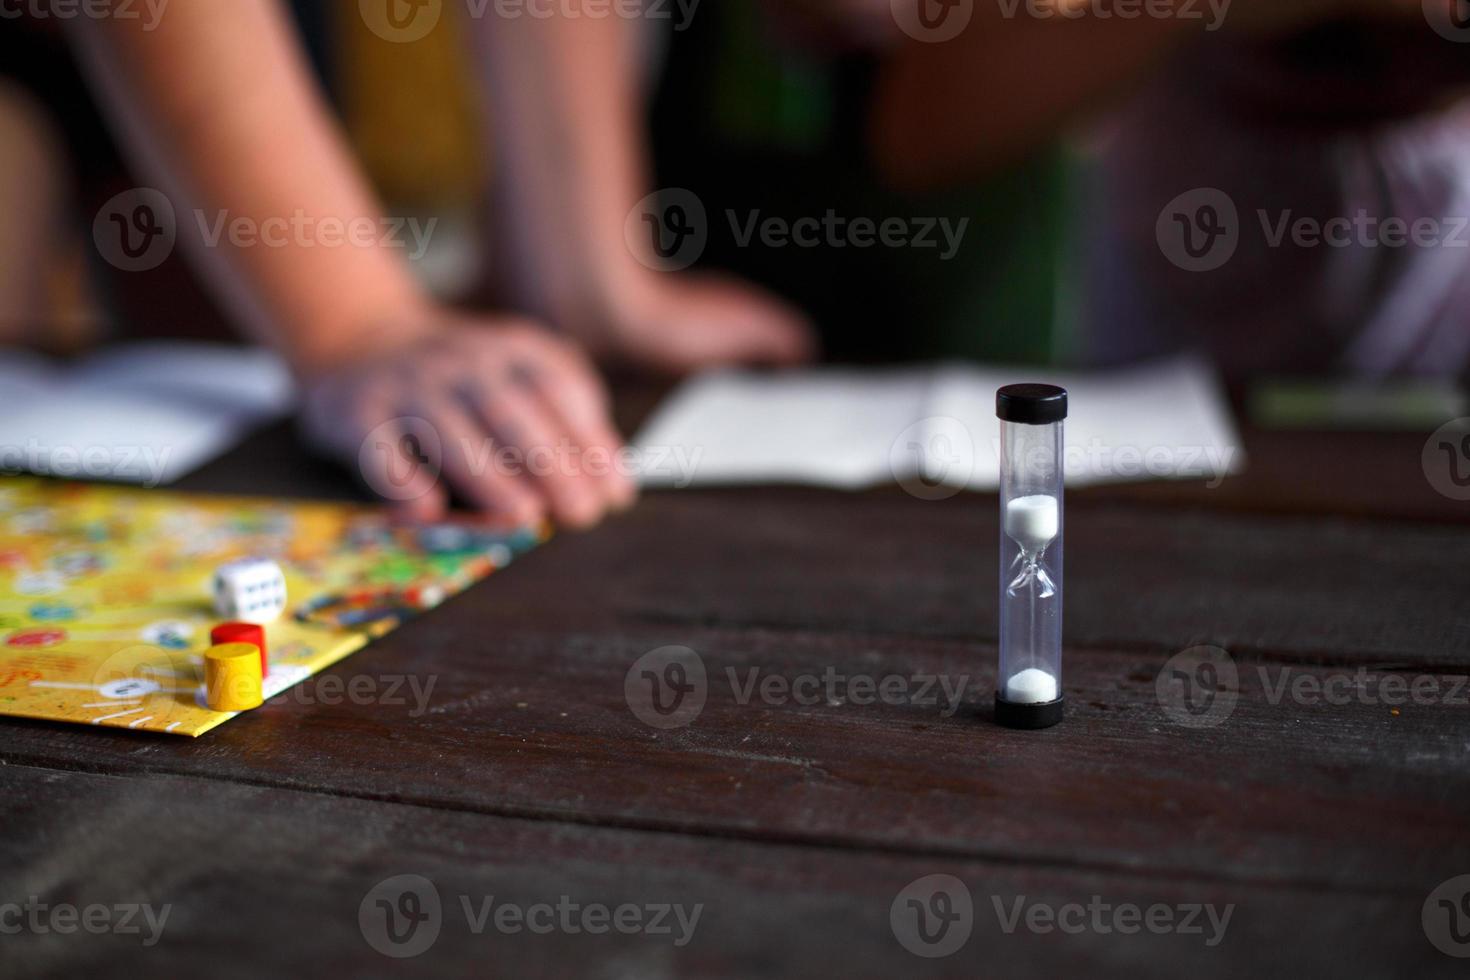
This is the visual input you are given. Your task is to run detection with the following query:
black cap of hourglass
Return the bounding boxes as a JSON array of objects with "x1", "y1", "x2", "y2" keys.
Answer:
[{"x1": 996, "y1": 384, "x2": 1068, "y2": 425}]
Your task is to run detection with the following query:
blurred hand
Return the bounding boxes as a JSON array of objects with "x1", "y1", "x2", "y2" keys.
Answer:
[
  {"x1": 300, "y1": 314, "x2": 636, "y2": 529},
  {"x1": 583, "y1": 271, "x2": 817, "y2": 375}
]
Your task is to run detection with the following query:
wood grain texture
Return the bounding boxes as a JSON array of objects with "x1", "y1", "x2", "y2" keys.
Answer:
[
  {"x1": 3, "y1": 399, "x2": 1468, "y2": 976},
  {"x1": 179, "y1": 423, "x2": 1470, "y2": 665},
  {"x1": 0, "y1": 765, "x2": 1459, "y2": 979},
  {"x1": 4, "y1": 617, "x2": 1467, "y2": 889}
]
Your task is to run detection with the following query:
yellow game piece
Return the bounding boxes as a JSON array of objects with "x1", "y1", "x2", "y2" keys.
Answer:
[
  {"x1": 0, "y1": 476, "x2": 539, "y2": 735},
  {"x1": 205, "y1": 642, "x2": 264, "y2": 712}
]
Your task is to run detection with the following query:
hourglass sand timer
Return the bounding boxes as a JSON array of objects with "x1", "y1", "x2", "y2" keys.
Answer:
[{"x1": 995, "y1": 384, "x2": 1066, "y2": 729}]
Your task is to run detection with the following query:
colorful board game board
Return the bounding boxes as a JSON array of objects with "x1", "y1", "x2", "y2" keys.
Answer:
[{"x1": 0, "y1": 476, "x2": 543, "y2": 736}]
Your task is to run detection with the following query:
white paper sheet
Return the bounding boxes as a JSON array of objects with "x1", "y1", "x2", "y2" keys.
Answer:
[
  {"x1": 634, "y1": 357, "x2": 1243, "y2": 491},
  {"x1": 0, "y1": 342, "x2": 295, "y2": 486}
]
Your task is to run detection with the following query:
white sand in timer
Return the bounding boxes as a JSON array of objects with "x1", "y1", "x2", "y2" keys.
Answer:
[
  {"x1": 1005, "y1": 667, "x2": 1059, "y2": 704},
  {"x1": 1003, "y1": 494, "x2": 1060, "y2": 704},
  {"x1": 1004, "y1": 494, "x2": 1058, "y2": 554}
]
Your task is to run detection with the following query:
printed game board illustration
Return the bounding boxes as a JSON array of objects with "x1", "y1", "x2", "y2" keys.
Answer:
[{"x1": 0, "y1": 476, "x2": 543, "y2": 736}]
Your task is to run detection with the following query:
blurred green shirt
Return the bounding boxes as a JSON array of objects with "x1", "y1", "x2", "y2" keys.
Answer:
[{"x1": 650, "y1": 3, "x2": 1073, "y2": 365}]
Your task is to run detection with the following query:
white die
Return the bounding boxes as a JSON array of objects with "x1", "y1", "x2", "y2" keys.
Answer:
[{"x1": 212, "y1": 558, "x2": 287, "y2": 624}]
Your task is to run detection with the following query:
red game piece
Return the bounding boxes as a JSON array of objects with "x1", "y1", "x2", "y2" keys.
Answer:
[
  {"x1": 210, "y1": 622, "x2": 267, "y2": 676},
  {"x1": 6, "y1": 628, "x2": 66, "y2": 648}
]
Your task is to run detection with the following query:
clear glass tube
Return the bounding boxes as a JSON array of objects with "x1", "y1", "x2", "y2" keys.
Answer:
[{"x1": 997, "y1": 413, "x2": 1064, "y2": 727}]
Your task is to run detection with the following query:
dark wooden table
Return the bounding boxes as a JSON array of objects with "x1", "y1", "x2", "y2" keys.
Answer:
[{"x1": 3, "y1": 392, "x2": 1469, "y2": 978}]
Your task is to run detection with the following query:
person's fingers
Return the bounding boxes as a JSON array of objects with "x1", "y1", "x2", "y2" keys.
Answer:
[
  {"x1": 650, "y1": 313, "x2": 814, "y2": 372},
  {"x1": 463, "y1": 368, "x2": 607, "y2": 529},
  {"x1": 423, "y1": 396, "x2": 544, "y2": 527},
  {"x1": 366, "y1": 413, "x2": 448, "y2": 524},
  {"x1": 508, "y1": 333, "x2": 612, "y2": 430},
  {"x1": 304, "y1": 323, "x2": 644, "y2": 530},
  {"x1": 722, "y1": 302, "x2": 818, "y2": 365},
  {"x1": 391, "y1": 484, "x2": 447, "y2": 524},
  {"x1": 643, "y1": 282, "x2": 818, "y2": 371},
  {"x1": 516, "y1": 337, "x2": 638, "y2": 511},
  {"x1": 303, "y1": 381, "x2": 447, "y2": 521}
]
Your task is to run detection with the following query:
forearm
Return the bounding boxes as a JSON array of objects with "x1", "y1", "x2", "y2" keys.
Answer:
[
  {"x1": 69, "y1": 0, "x2": 430, "y2": 376},
  {"x1": 464, "y1": 6, "x2": 652, "y2": 333}
]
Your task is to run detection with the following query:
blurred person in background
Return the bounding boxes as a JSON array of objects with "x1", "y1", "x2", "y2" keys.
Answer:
[
  {"x1": 474, "y1": 0, "x2": 1470, "y2": 378},
  {"x1": 872, "y1": 0, "x2": 1470, "y2": 379},
  {"x1": 4, "y1": 0, "x2": 1464, "y2": 535},
  {"x1": 472, "y1": 0, "x2": 1073, "y2": 366},
  {"x1": 1, "y1": 2, "x2": 649, "y2": 529},
  {"x1": 1, "y1": 0, "x2": 1073, "y2": 532},
  {"x1": 0, "y1": 78, "x2": 104, "y2": 354}
]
